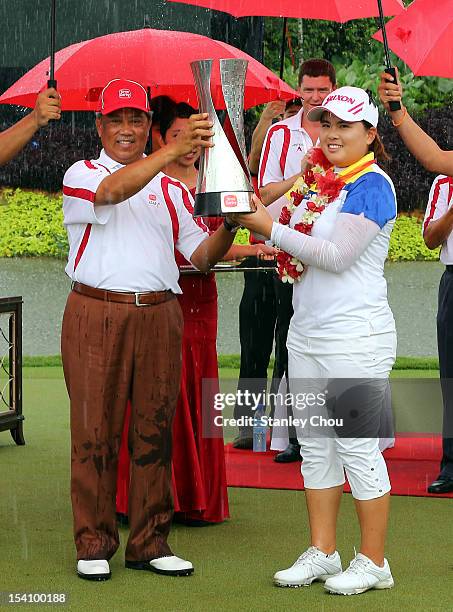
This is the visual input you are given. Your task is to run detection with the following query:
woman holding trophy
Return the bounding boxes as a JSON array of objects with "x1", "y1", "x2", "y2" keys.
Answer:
[{"x1": 230, "y1": 86, "x2": 397, "y2": 596}]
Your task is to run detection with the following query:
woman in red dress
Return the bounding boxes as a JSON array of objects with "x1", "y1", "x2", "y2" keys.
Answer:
[{"x1": 116, "y1": 102, "x2": 276, "y2": 524}]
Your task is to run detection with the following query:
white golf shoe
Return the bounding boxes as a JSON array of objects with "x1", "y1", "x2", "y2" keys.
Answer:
[
  {"x1": 273, "y1": 546, "x2": 342, "y2": 587},
  {"x1": 77, "y1": 559, "x2": 111, "y2": 581},
  {"x1": 324, "y1": 553, "x2": 394, "y2": 595}
]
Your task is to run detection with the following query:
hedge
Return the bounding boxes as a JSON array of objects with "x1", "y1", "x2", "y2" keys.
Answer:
[{"x1": 0, "y1": 188, "x2": 442, "y2": 261}]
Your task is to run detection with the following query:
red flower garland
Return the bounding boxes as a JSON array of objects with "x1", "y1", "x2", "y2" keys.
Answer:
[{"x1": 277, "y1": 148, "x2": 345, "y2": 283}]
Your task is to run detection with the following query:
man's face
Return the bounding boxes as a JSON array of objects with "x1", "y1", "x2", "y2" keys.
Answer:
[
  {"x1": 96, "y1": 108, "x2": 151, "y2": 164},
  {"x1": 299, "y1": 75, "x2": 334, "y2": 115}
]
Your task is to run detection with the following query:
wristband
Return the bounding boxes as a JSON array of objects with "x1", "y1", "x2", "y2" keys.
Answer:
[
  {"x1": 223, "y1": 218, "x2": 240, "y2": 234},
  {"x1": 392, "y1": 107, "x2": 407, "y2": 128}
]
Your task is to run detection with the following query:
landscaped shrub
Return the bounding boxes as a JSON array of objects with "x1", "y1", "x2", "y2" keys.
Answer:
[
  {"x1": 0, "y1": 189, "x2": 443, "y2": 262},
  {"x1": 0, "y1": 189, "x2": 67, "y2": 258},
  {"x1": 388, "y1": 215, "x2": 440, "y2": 262}
]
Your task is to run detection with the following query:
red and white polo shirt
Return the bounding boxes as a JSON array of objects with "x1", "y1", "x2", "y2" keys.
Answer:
[
  {"x1": 62, "y1": 149, "x2": 208, "y2": 293},
  {"x1": 258, "y1": 109, "x2": 315, "y2": 189},
  {"x1": 423, "y1": 174, "x2": 453, "y2": 264}
]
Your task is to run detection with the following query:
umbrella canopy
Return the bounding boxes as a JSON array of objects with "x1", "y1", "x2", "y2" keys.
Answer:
[
  {"x1": 0, "y1": 28, "x2": 298, "y2": 111},
  {"x1": 167, "y1": 0, "x2": 405, "y2": 21},
  {"x1": 373, "y1": 0, "x2": 453, "y2": 78}
]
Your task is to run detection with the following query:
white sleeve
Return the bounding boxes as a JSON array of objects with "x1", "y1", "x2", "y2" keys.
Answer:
[
  {"x1": 271, "y1": 213, "x2": 380, "y2": 274},
  {"x1": 170, "y1": 184, "x2": 208, "y2": 265},
  {"x1": 258, "y1": 125, "x2": 286, "y2": 187},
  {"x1": 63, "y1": 160, "x2": 114, "y2": 225},
  {"x1": 423, "y1": 175, "x2": 451, "y2": 235}
]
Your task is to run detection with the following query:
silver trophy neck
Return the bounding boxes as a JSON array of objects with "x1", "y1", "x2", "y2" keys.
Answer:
[{"x1": 220, "y1": 58, "x2": 249, "y2": 171}]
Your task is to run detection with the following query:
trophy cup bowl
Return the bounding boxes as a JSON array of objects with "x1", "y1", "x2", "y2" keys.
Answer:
[{"x1": 191, "y1": 58, "x2": 256, "y2": 217}]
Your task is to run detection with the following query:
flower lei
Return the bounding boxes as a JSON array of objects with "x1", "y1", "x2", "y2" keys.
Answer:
[{"x1": 277, "y1": 148, "x2": 345, "y2": 283}]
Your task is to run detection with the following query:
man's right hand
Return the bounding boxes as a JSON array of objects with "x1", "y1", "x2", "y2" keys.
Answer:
[
  {"x1": 261, "y1": 100, "x2": 286, "y2": 122},
  {"x1": 171, "y1": 113, "x2": 214, "y2": 157},
  {"x1": 31, "y1": 88, "x2": 61, "y2": 128}
]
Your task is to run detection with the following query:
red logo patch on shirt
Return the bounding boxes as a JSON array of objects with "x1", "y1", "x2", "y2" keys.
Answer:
[{"x1": 148, "y1": 193, "x2": 157, "y2": 202}]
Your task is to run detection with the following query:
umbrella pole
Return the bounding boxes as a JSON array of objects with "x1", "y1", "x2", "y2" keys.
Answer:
[
  {"x1": 279, "y1": 17, "x2": 287, "y2": 79},
  {"x1": 377, "y1": 0, "x2": 400, "y2": 111},
  {"x1": 47, "y1": 0, "x2": 57, "y2": 89}
]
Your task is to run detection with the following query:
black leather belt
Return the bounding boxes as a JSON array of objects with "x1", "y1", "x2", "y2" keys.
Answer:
[{"x1": 72, "y1": 282, "x2": 174, "y2": 306}]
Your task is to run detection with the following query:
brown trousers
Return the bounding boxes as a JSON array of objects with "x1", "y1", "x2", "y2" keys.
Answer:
[{"x1": 61, "y1": 290, "x2": 183, "y2": 562}]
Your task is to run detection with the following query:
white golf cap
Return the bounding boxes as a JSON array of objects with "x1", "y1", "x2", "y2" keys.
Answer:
[{"x1": 307, "y1": 86, "x2": 379, "y2": 127}]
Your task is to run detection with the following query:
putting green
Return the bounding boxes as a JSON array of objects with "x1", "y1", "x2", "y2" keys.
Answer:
[{"x1": 0, "y1": 368, "x2": 450, "y2": 611}]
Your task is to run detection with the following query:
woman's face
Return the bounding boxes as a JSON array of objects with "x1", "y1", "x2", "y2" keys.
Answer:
[
  {"x1": 164, "y1": 117, "x2": 200, "y2": 167},
  {"x1": 319, "y1": 112, "x2": 376, "y2": 168}
]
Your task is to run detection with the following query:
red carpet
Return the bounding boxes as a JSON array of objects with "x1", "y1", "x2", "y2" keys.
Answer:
[{"x1": 225, "y1": 434, "x2": 453, "y2": 498}]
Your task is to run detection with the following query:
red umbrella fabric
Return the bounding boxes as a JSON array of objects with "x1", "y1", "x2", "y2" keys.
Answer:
[
  {"x1": 373, "y1": 0, "x2": 453, "y2": 78},
  {"x1": 167, "y1": 0, "x2": 405, "y2": 21},
  {"x1": 0, "y1": 28, "x2": 298, "y2": 111}
]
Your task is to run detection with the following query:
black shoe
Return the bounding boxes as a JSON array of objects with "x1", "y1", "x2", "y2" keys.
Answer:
[
  {"x1": 116, "y1": 512, "x2": 129, "y2": 527},
  {"x1": 232, "y1": 432, "x2": 253, "y2": 450},
  {"x1": 427, "y1": 477, "x2": 453, "y2": 494},
  {"x1": 274, "y1": 442, "x2": 302, "y2": 463}
]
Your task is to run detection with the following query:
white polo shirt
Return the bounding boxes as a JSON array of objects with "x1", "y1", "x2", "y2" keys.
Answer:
[
  {"x1": 62, "y1": 149, "x2": 208, "y2": 293},
  {"x1": 288, "y1": 163, "x2": 397, "y2": 340},
  {"x1": 423, "y1": 174, "x2": 453, "y2": 265},
  {"x1": 258, "y1": 109, "x2": 315, "y2": 188}
]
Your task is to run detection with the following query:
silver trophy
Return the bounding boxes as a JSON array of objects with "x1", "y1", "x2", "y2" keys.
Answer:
[{"x1": 191, "y1": 58, "x2": 256, "y2": 217}]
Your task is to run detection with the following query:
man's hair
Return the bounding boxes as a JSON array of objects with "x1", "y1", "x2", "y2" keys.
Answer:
[
  {"x1": 298, "y1": 58, "x2": 336, "y2": 87},
  {"x1": 150, "y1": 95, "x2": 177, "y2": 127},
  {"x1": 159, "y1": 102, "x2": 197, "y2": 138}
]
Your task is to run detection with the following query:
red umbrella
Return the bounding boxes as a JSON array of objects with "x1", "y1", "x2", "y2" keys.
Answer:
[
  {"x1": 0, "y1": 28, "x2": 298, "y2": 111},
  {"x1": 167, "y1": 0, "x2": 405, "y2": 21},
  {"x1": 373, "y1": 0, "x2": 453, "y2": 78}
]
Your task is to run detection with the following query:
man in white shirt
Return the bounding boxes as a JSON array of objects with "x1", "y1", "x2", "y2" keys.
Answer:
[
  {"x1": 61, "y1": 79, "x2": 236, "y2": 581},
  {"x1": 423, "y1": 175, "x2": 453, "y2": 494}
]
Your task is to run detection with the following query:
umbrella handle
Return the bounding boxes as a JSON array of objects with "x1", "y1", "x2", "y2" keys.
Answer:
[
  {"x1": 384, "y1": 67, "x2": 401, "y2": 112},
  {"x1": 47, "y1": 78, "x2": 57, "y2": 90}
]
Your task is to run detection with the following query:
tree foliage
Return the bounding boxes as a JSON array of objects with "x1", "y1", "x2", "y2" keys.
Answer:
[{"x1": 263, "y1": 13, "x2": 453, "y2": 113}]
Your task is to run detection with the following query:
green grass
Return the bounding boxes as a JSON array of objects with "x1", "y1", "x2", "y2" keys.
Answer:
[
  {"x1": 15, "y1": 354, "x2": 442, "y2": 371},
  {"x1": 0, "y1": 368, "x2": 451, "y2": 611}
]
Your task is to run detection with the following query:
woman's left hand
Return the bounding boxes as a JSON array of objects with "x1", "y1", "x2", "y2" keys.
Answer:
[{"x1": 228, "y1": 195, "x2": 274, "y2": 239}]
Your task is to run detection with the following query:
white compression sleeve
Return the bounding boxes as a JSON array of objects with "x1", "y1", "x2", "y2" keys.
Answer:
[{"x1": 271, "y1": 213, "x2": 381, "y2": 274}]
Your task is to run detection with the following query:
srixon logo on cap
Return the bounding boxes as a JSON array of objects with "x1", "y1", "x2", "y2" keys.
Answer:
[
  {"x1": 119, "y1": 88, "x2": 132, "y2": 99},
  {"x1": 325, "y1": 93, "x2": 356, "y2": 105},
  {"x1": 223, "y1": 194, "x2": 238, "y2": 208}
]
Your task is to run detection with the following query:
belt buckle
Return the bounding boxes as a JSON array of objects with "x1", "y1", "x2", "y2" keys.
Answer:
[{"x1": 134, "y1": 292, "x2": 150, "y2": 307}]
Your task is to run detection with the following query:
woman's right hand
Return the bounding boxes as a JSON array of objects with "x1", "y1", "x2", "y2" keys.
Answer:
[
  {"x1": 228, "y1": 195, "x2": 274, "y2": 239},
  {"x1": 378, "y1": 67, "x2": 404, "y2": 113}
]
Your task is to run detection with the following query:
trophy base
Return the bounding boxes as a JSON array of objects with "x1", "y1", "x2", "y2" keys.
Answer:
[{"x1": 193, "y1": 191, "x2": 256, "y2": 217}]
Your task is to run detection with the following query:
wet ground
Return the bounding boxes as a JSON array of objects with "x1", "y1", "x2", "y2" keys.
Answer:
[{"x1": 0, "y1": 258, "x2": 444, "y2": 357}]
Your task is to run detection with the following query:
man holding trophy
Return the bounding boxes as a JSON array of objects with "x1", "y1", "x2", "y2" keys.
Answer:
[{"x1": 61, "y1": 78, "x2": 238, "y2": 581}]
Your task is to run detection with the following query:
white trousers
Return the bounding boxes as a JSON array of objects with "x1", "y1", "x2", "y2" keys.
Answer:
[{"x1": 287, "y1": 332, "x2": 396, "y2": 501}]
